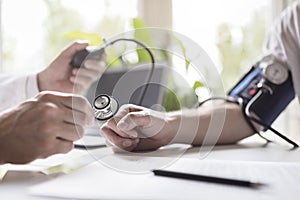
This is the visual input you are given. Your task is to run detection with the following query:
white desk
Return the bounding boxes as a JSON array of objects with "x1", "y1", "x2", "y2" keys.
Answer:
[{"x1": 1, "y1": 135, "x2": 300, "y2": 200}]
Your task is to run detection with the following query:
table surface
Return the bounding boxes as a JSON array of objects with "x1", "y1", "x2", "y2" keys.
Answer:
[{"x1": 1, "y1": 135, "x2": 300, "y2": 200}]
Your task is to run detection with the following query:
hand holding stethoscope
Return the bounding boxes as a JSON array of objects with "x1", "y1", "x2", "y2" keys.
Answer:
[{"x1": 70, "y1": 38, "x2": 155, "y2": 121}]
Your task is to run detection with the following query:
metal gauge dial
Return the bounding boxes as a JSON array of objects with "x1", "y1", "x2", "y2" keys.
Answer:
[{"x1": 263, "y1": 62, "x2": 288, "y2": 85}]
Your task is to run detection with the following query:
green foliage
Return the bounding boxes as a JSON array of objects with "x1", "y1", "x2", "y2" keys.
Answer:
[
  {"x1": 174, "y1": 38, "x2": 191, "y2": 71},
  {"x1": 132, "y1": 18, "x2": 153, "y2": 63},
  {"x1": 162, "y1": 70, "x2": 199, "y2": 111},
  {"x1": 172, "y1": 34, "x2": 203, "y2": 103},
  {"x1": 163, "y1": 83, "x2": 198, "y2": 111},
  {"x1": 193, "y1": 81, "x2": 204, "y2": 90},
  {"x1": 43, "y1": 0, "x2": 83, "y2": 63},
  {"x1": 163, "y1": 89, "x2": 181, "y2": 111},
  {"x1": 2, "y1": 34, "x2": 16, "y2": 61},
  {"x1": 93, "y1": 15, "x2": 125, "y2": 38},
  {"x1": 43, "y1": 0, "x2": 125, "y2": 67},
  {"x1": 216, "y1": 11, "x2": 266, "y2": 90},
  {"x1": 64, "y1": 30, "x2": 103, "y2": 46},
  {"x1": 63, "y1": 30, "x2": 121, "y2": 67},
  {"x1": 104, "y1": 48, "x2": 123, "y2": 67},
  {"x1": 131, "y1": 17, "x2": 201, "y2": 110},
  {"x1": 42, "y1": 6, "x2": 200, "y2": 110}
]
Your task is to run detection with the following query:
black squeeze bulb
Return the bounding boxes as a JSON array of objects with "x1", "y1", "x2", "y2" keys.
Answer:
[{"x1": 70, "y1": 47, "x2": 105, "y2": 68}]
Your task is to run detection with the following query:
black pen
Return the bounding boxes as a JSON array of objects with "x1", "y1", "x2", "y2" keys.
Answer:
[{"x1": 152, "y1": 169, "x2": 263, "y2": 188}]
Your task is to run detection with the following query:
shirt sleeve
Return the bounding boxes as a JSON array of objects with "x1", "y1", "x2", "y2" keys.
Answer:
[
  {"x1": 264, "y1": 2, "x2": 300, "y2": 101},
  {"x1": 0, "y1": 73, "x2": 40, "y2": 112}
]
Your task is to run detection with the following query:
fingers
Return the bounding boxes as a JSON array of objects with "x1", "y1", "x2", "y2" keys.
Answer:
[
  {"x1": 69, "y1": 60, "x2": 106, "y2": 94},
  {"x1": 60, "y1": 95, "x2": 94, "y2": 125},
  {"x1": 70, "y1": 60, "x2": 106, "y2": 82},
  {"x1": 6, "y1": 91, "x2": 95, "y2": 163},
  {"x1": 35, "y1": 91, "x2": 94, "y2": 126},
  {"x1": 100, "y1": 124, "x2": 160, "y2": 152},
  {"x1": 55, "y1": 123, "x2": 84, "y2": 141},
  {"x1": 70, "y1": 71, "x2": 98, "y2": 87},
  {"x1": 117, "y1": 111, "x2": 151, "y2": 131},
  {"x1": 112, "y1": 104, "x2": 145, "y2": 123},
  {"x1": 100, "y1": 125, "x2": 139, "y2": 151},
  {"x1": 84, "y1": 60, "x2": 106, "y2": 71},
  {"x1": 62, "y1": 41, "x2": 89, "y2": 58},
  {"x1": 41, "y1": 139, "x2": 74, "y2": 158},
  {"x1": 106, "y1": 119, "x2": 138, "y2": 138},
  {"x1": 62, "y1": 108, "x2": 90, "y2": 126},
  {"x1": 100, "y1": 105, "x2": 152, "y2": 151},
  {"x1": 133, "y1": 138, "x2": 161, "y2": 151},
  {"x1": 54, "y1": 139, "x2": 74, "y2": 154},
  {"x1": 100, "y1": 104, "x2": 171, "y2": 152},
  {"x1": 103, "y1": 104, "x2": 148, "y2": 138},
  {"x1": 33, "y1": 102, "x2": 85, "y2": 142}
]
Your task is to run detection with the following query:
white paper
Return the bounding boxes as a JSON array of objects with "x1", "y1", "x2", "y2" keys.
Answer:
[{"x1": 29, "y1": 155, "x2": 300, "y2": 200}]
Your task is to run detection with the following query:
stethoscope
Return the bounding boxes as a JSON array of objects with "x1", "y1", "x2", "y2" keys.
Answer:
[
  {"x1": 71, "y1": 38, "x2": 299, "y2": 149},
  {"x1": 93, "y1": 94, "x2": 119, "y2": 121},
  {"x1": 70, "y1": 38, "x2": 155, "y2": 121}
]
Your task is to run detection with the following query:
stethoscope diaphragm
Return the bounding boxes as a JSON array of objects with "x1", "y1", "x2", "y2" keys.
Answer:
[{"x1": 93, "y1": 94, "x2": 119, "y2": 120}]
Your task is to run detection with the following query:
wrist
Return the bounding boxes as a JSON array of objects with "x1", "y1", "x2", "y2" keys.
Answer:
[
  {"x1": 157, "y1": 113, "x2": 178, "y2": 146},
  {"x1": 166, "y1": 109, "x2": 200, "y2": 145},
  {"x1": 37, "y1": 70, "x2": 49, "y2": 91}
]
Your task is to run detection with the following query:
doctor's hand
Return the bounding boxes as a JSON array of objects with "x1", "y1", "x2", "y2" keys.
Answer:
[
  {"x1": 0, "y1": 91, "x2": 94, "y2": 164},
  {"x1": 38, "y1": 42, "x2": 106, "y2": 94},
  {"x1": 100, "y1": 104, "x2": 177, "y2": 152}
]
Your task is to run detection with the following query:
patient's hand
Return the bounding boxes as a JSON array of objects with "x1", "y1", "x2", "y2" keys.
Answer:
[{"x1": 100, "y1": 104, "x2": 176, "y2": 152}]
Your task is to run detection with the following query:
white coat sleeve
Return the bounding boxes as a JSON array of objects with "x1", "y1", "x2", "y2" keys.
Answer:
[
  {"x1": 0, "y1": 73, "x2": 40, "y2": 112},
  {"x1": 263, "y1": 2, "x2": 300, "y2": 101}
]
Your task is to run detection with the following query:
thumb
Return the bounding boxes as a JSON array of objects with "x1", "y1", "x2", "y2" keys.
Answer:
[
  {"x1": 62, "y1": 41, "x2": 89, "y2": 58},
  {"x1": 117, "y1": 111, "x2": 151, "y2": 131}
]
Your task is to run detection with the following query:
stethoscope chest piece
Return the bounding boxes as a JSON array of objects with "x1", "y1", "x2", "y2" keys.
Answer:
[{"x1": 93, "y1": 94, "x2": 119, "y2": 120}]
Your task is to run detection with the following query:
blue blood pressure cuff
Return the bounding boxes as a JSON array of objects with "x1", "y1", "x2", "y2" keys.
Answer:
[{"x1": 228, "y1": 66, "x2": 295, "y2": 126}]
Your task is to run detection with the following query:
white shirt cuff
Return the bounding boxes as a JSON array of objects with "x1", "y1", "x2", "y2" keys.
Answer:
[{"x1": 25, "y1": 73, "x2": 40, "y2": 99}]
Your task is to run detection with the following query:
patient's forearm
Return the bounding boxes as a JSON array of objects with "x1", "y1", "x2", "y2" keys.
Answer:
[{"x1": 169, "y1": 103, "x2": 255, "y2": 146}]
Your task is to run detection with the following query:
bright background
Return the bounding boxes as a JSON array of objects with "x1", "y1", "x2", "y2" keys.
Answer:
[{"x1": 0, "y1": 0, "x2": 299, "y2": 141}]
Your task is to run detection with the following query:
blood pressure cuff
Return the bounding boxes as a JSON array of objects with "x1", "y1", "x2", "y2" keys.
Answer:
[{"x1": 228, "y1": 67, "x2": 295, "y2": 126}]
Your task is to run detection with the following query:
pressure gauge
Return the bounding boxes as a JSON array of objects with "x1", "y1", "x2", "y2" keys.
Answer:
[{"x1": 262, "y1": 62, "x2": 289, "y2": 85}]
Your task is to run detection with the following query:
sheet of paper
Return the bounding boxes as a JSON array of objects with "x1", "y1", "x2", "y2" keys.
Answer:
[{"x1": 29, "y1": 155, "x2": 300, "y2": 200}]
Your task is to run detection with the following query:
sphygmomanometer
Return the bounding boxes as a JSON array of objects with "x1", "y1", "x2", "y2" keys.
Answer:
[
  {"x1": 71, "y1": 38, "x2": 298, "y2": 148},
  {"x1": 217, "y1": 55, "x2": 297, "y2": 147}
]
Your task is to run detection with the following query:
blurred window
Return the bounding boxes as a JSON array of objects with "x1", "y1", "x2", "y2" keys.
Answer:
[
  {"x1": 0, "y1": 0, "x2": 137, "y2": 73},
  {"x1": 173, "y1": 0, "x2": 272, "y2": 90}
]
